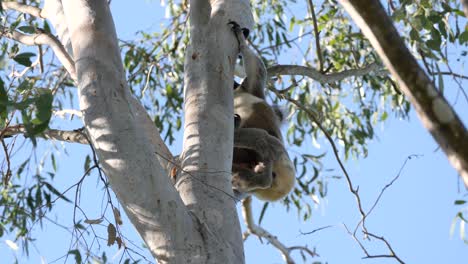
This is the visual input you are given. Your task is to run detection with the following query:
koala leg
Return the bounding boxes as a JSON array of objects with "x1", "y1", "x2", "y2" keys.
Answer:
[
  {"x1": 233, "y1": 127, "x2": 285, "y2": 162},
  {"x1": 232, "y1": 160, "x2": 273, "y2": 194}
]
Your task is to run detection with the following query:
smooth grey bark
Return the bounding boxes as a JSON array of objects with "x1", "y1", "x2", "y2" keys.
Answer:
[
  {"x1": 42, "y1": 0, "x2": 73, "y2": 55},
  {"x1": 61, "y1": 0, "x2": 204, "y2": 262},
  {"x1": 56, "y1": 0, "x2": 254, "y2": 262},
  {"x1": 176, "y1": 0, "x2": 254, "y2": 262},
  {"x1": 338, "y1": 0, "x2": 468, "y2": 187}
]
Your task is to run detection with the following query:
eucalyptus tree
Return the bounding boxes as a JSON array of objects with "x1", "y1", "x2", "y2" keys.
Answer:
[{"x1": 0, "y1": 0, "x2": 466, "y2": 263}]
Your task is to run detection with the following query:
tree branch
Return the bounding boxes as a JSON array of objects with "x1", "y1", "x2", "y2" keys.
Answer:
[
  {"x1": 42, "y1": 0, "x2": 73, "y2": 55},
  {"x1": 1, "y1": 125, "x2": 88, "y2": 144},
  {"x1": 53, "y1": 109, "x2": 83, "y2": 118},
  {"x1": 344, "y1": 224, "x2": 405, "y2": 264},
  {"x1": 241, "y1": 196, "x2": 317, "y2": 264},
  {"x1": 268, "y1": 62, "x2": 385, "y2": 83},
  {"x1": 0, "y1": 26, "x2": 77, "y2": 80},
  {"x1": 461, "y1": 0, "x2": 468, "y2": 18},
  {"x1": 1, "y1": 2, "x2": 46, "y2": 18},
  {"x1": 338, "y1": 0, "x2": 468, "y2": 187},
  {"x1": 306, "y1": 0, "x2": 324, "y2": 72},
  {"x1": 269, "y1": 87, "x2": 369, "y2": 233}
]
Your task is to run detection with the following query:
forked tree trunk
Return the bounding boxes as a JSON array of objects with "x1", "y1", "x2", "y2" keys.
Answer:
[{"x1": 59, "y1": 0, "x2": 253, "y2": 262}]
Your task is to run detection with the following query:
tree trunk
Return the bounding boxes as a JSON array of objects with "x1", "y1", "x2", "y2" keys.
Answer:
[
  {"x1": 176, "y1": 0, "x2": 254, "y2": 262},
  {"x1": 59, "y1": 0, "x2": 254, "y2": 262}
]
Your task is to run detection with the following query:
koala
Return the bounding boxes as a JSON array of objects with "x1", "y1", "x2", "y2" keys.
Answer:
[{"x1": 229, "y1": 22, "x2": 296, "y2": 201}]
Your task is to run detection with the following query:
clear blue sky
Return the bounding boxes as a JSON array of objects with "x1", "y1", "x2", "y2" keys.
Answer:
[{"x1": 1, "y1": 1, "x2": 467, "y2": 263}]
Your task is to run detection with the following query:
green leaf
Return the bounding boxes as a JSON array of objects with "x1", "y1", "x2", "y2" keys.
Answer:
[
  {"x1": 43, "y1": 182, "x2": 72, "y2": 203},
  {"x1": 17, "y1": 79, "x2": 33, "y2": 92},
  {"x1": 426, "y1": 29, "x2": 442, "y2": 50},
  {"x1": 43, "y1": 21, "x2": 51, "y2": 33},
  {"x1": 0, "y1": 78, "x2": 7, "y2": 119},
  {"x1": 51, "y1": 154, "x2": 57, "y2": 172},
  {"x1": 34, "y1": 89, "x2": 53, "y2": 123},
  {"x1": 460, "y1": 31, "x2": 468, "y2": 45},
  {"x1": 84, "y1": 155, "x2": 91, "y2": 172},
  {"x1": 13, "y1": 52, "x2": 36, "y2": 67},
  {"x1": 380, "y1": 111, "x2": 388, "y2": 121},
  {"x1": 409, "y1": 29, "x2": 420, "y2": 42},
  {"x1": 67, "y1": 249, "x2": 82, "y2": 264},
  {"x1": 455, "y1": 200, "x2": 466, "y2": 205},
  {"x1": 21, "y1": 110, "x2": 37, "y2": 146},
  {"x1": 258, "y1": 202, "x2": 269, "y2": 225},
  {"x1": 17, "y1": 26, "x2": 35, "y2": 34},
  {"x1": 392, "y1": 8, "x2": 405, "y2": 22}
]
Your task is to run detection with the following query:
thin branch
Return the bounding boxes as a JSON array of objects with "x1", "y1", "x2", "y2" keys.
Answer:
[
  {"x1": 53, "y1": 109, "x2": 83, "y2": 118},
  {"x1": 364, "y1": 155, "x2": 420, "y2": 220},
  {"x1": 0, "y1": 27, "x2": 77, "y2": 80},
  {"x1": 11, "y1": 56, "x2": 41, "y2": 78},
  {"x1": 1, "y1": 2, "x2": 46, "y2": 18},
  {"x1": 1, "y1": 125, "x2": 87, "y2": 144},
  {"x1": 1, "y1": 139, "x2": 12, "y2": 185},
  {"x1": 344, "y1": 224, "x2": 405, "y2": 263},
  {"x1": 338, "y1": 0, "x2": 468, "y2": 187},
  {"x1": 260, "y1": 31, "x2": 314, "y2": 52},
  {"x1": 268, "y1": 62, "x2": 385, "y2": 84},
  {"x1": 442, "y1": 65, "x2": 468, "y2": 104},
  {"x1": 306, "y1": 0, "x2": 324, "y2": 72},
  {"x1": 241, "y1": 196, "x2": 317, "y2": 264},
  {"x1": 300, "y1": 225, "x2": 333, "y2": 235},
  {"x1": 364, "y1": 232, "x2": 405, "y2": 263},
  {"x1": 270, "y1": 89, "x2": 369, "y2": 233}
]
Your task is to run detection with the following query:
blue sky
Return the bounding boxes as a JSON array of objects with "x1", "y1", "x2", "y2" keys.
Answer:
[{"x1": 1, "y1": 1, "x2": 467, "y2": 263}]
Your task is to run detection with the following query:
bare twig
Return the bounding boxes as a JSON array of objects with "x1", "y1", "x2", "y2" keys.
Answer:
[
  {"x1": 1, "y1": 139, "x2": 12, "y2": 185},
  {"x1": 437, "y1": 71, "x2": 468, "y2": 80},
  {"x1": 268, "y1": 62, "x2": 385, "y2": 84},
  {"x1": 306, "y1": 0, "x2": 324, "y2": 72},
  {"x1": 260, "y1": 31, "x2": 314, "y2": 52},
  {"x1": 241, "y1": 196, "x2": 317, "y2": 264},
  {"x1": 364, "y1": 232, "x2": 405, "y2": 263},
  {"x1": 1, "y1": 125, "x2": 87, "y2": 144},
  {"x1": 270, "y1": 89, "x2": 369, "y2": 233},
  {"x1": 280, "y1": 86, "x2": 408, "y2": 261},
  {"x1": 344, "y1": 224, "x2": 405, "y2": 263},
  {"x1": 1, "y1": 27, "x2": 76, "y2": 80},
  {"x1": 53, "y1": 109, "x2": 83, "y2": 118},
  {"x1": 363, "y1": 155, "x2": 420, "y2": 223},
  {"x1": 300, "y1": 225, "x2": 333, "y2": 235},
  {"x1": 1, "y1": 2, "x2": 46, "y2": 18}
]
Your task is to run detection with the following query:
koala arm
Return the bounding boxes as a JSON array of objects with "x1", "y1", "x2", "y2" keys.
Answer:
[
  {"x1": 229, "y1": 22, "x2": 267, "y2": 99},
  {"x1": 233, "y1": 127, "x2": 285, "y2": 162}
]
